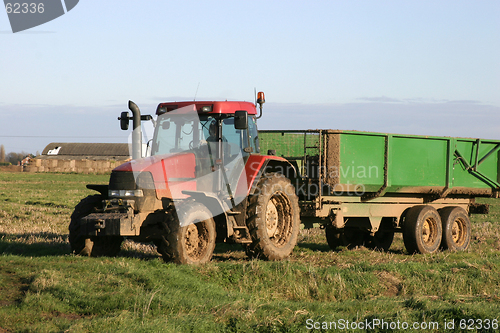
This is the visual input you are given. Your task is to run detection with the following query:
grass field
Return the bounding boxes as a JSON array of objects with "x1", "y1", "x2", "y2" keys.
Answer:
[{"x1": 1, "y1": 172, "x2": 500, "y2": 332}]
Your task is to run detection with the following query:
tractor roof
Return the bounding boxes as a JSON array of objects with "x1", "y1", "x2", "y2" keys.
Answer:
[{"x1": 156, "y1": 101, "x2": 257, "y2": 116}]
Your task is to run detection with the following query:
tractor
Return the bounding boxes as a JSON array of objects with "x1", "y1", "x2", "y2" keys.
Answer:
[{"x1": 69, "y1": 93, "x2": 301, "y2": 264}]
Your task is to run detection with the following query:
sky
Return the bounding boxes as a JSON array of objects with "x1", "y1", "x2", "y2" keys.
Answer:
[{"x1": 1, "y1": 0, "x2": 499, "y2": 155}]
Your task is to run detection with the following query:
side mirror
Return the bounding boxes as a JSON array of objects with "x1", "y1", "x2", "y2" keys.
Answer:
[
  {"x1": 234, "y1": 110, "x2": 248, "y2": 130},
  {"x1": 119, "y1": 111, "x2": 130, "y2": 130}
]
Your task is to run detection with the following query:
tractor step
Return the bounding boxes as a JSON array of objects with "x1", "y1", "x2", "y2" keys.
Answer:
[{"x1": 232, "y1": 226, "x2": 252, "y2": 244}]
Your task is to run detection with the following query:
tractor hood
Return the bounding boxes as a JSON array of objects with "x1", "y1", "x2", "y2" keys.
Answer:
[{"x1": 112, "y1": 152, "x2": 196, "y2": 199}]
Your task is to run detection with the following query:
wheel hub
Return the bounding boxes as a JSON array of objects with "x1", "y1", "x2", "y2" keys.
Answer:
[
  {"x1": 266, "y1": 199, "x2": 279, "y2": 237},
  {"x1": 422, "y1": 218, "x2": 436, "y2": 245},
  {"x1": 185, "y1": 223, "x2": 201, "y2": 257},
  {"x1": 452, "y1": 218, "x2": 466, "y2": 246}
]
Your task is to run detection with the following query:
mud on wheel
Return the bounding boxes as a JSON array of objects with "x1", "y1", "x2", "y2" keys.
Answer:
[
  {"x1": 245, "y1": 173, "x2": 300, "y2": 261},
  {"x1": 69, "y1": 195, "x2": 123, "y2": 257},
  {"x1": 156, "y1": 201, "x2": 216, "y2": 264},
  {"x1": 69, "y1": 195, "x2": 100, "y2": 256}
]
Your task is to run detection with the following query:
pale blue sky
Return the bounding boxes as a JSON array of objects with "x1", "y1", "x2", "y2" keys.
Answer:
[{"x1": 1, "y1": 0, "x2": 499, "y2": 154}]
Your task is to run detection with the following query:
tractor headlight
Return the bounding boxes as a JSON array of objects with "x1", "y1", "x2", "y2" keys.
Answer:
[{"x1": 108, "y1": 189, "x2": 144, "y2": 197}]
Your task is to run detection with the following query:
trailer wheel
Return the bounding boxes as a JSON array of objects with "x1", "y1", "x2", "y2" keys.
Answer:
[
  {"x1": 439, "y1": 206, "x2": 471, "y2": 251},
  {"x1": 325, "y1": 226, "x2": 343, "y2": 250},
  {"x1": 245, "y1": 173, "x2": 300, "y2": 260},
  {"x1": 366, "y1": 230, "x2": 394, "y2": 252},
  {"x1": 157, "y1": 202, "x2": 216, "y2": 264},
  {"x1": 366, "y1": 218, "x2": 394, "y2": 251},
  {"x1": 325, "y1": 227, "x2": 365, "y2": 250},
  {"x1": 403, "y1": 205, "x2": 442, "y2": 254},
  {"x1": 69, "y1": 195, "x2": 101, "y2": 256}
]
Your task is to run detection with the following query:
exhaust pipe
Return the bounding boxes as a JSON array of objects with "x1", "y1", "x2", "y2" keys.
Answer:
[{"x1": 128, "y1": 100, "x2": 142, "y2": 160}]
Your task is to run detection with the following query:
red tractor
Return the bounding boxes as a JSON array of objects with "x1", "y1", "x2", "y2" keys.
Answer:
[{"x1": 69, "y1": 93, "x2": 301, "y2": 264}]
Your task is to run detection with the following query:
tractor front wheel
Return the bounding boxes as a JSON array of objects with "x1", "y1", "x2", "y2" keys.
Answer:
[
  {"x1": 69, "y1": 195, "x2": 101, "y2": 256},
  {"x1": 245, "y1": 173, "x2": 300, "y2": 260},
  {"x1": 157, "y1": 202, "x2": 216, "y2": 264},
  {"x1": 69, "y1": 195, "x2": 123, "y2": 257}
]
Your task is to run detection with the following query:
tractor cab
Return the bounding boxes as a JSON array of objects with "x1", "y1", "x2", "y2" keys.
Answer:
[
  {"x1": 149, "y1": 101, "x2": 261, "y2": 198},
  {"x1": 153, "y1": 101, "x2": 260, "y2": 154}
]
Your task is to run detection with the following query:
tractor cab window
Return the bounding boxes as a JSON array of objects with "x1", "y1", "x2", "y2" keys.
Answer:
[
  {"x1": 248, "y1": 116, "x2": 259, "y2": 154},
  {"x1": 151, "y1": 111, "x2": 259, "y2": 158},
  {"x1": 152, "y1": 115, "x2": 202, "y2": 155},
  {"x1": 220, "y1": 118, "x2": 242, "y2": 157},
  {"x1": 220, "y1": 116, "x2": 259, "y2": 157},
  {"x1": 152, "y1": 113, "x2": 226, "y2": 156}
]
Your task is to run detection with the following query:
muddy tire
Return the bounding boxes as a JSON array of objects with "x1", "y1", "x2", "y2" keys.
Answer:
[
  {"x1": 69, "y1": 195, "x2": 101, "y2": 256},
  {"x1": 69, "y1": 195, "x2": 123, "y2": 257},
  {"x1": 245, "y1": 173, "x2": 300, "y2": 261},
  {"x1": 439, "y1": 206, "x2": 471, "y2": 251},
  {"x1": 403, "y1": 205, "x2": 442, "y2": 254},
  {"x1": 157, "y1": 202, "x2": 216, "y2": 264}
]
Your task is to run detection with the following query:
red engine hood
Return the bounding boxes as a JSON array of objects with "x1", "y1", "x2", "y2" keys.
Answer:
[{"x1": 113, "y1": 153, "x2": 196, "y2": 199}]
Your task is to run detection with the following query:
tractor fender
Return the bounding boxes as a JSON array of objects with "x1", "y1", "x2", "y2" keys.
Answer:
[{"x1": 245, "y1": 155, "x2": 297, "y2": 196}]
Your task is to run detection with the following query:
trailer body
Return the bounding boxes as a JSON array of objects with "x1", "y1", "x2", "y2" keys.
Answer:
[{"x1": 259, "y1": 130, "x2": 498, "y2": 252}]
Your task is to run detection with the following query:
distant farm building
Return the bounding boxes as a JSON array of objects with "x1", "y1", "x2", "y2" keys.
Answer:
[{"x1": 26, "y1": 143, "x2": 130, "y2": 173}]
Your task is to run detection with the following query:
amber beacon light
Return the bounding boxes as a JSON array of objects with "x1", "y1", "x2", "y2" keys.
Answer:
[{"x1": 256, "y1": 91, "x2": 265, "y2": 119}]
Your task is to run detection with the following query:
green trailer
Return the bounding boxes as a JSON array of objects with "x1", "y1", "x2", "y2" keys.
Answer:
[{"x1": 259, "y1": 129, "x2": 500, "y2": 254}]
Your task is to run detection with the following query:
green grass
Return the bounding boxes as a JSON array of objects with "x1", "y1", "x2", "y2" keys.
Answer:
[{"x1": 1, "y1": 172, "x2": 500, "y2": 332}]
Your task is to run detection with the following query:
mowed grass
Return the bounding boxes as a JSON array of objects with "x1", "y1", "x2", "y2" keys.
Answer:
[{"x1": 1, "y1": 172, "x2": 500, "y2": 332}]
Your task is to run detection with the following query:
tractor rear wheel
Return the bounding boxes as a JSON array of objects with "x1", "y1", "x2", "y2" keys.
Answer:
[
  {"x1": 69, "y1": 195, "x2": 101, "y2": 256},
  {"x1": 403, "y1": 205, "x2": 442, "y2": 254},
  {"x1": 245, "y1": 173, "x2": 300, "y2": 260},
  {"x1": 157, "y1": 202, "x2": 216, "y2": 264},
  {"x1": 439, "y1": 206, "x2": 471, "y2": 251}
]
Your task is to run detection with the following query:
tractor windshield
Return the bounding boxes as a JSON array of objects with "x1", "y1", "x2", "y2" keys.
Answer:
[
  {"x1": 152, "y1": 114, "x2": 207, "y2": 155},
  {"x1": 151, "y1": 110, "x2": 259, "y2": 157}
]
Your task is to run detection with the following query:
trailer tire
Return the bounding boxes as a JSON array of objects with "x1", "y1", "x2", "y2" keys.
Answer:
[
  {"x1": 403, "y1": 205, "x2": 442, "y2": 254},
  {"x1": 245, "y1": 173, "x2": 300, "y2": 260},
  {"x1": 157, "y1": 202, "x2": 216, "y2": 264},
  {"x1": 366, "y1": 230, "x2": 394, "y2": 252},
  {"x1": 366, "y1": 218, "x2": 394, "y2": 251},
  {"x1": 439, "y1": 206, "x2": 471, "y2": 251},
  {"x1": 69, "y1": 195, "x2": 101, "y2": 256},
  {"x1": 325, "y1": 227, "x2": 365, "y2": 250},
  {"x1": 325, "y1": 226, "x2": 343, "y2": 250}
]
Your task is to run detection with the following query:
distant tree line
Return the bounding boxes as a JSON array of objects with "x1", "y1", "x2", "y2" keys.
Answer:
[{"x1": 0, "y1": 144, "x2": 34, "y2": 166}]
